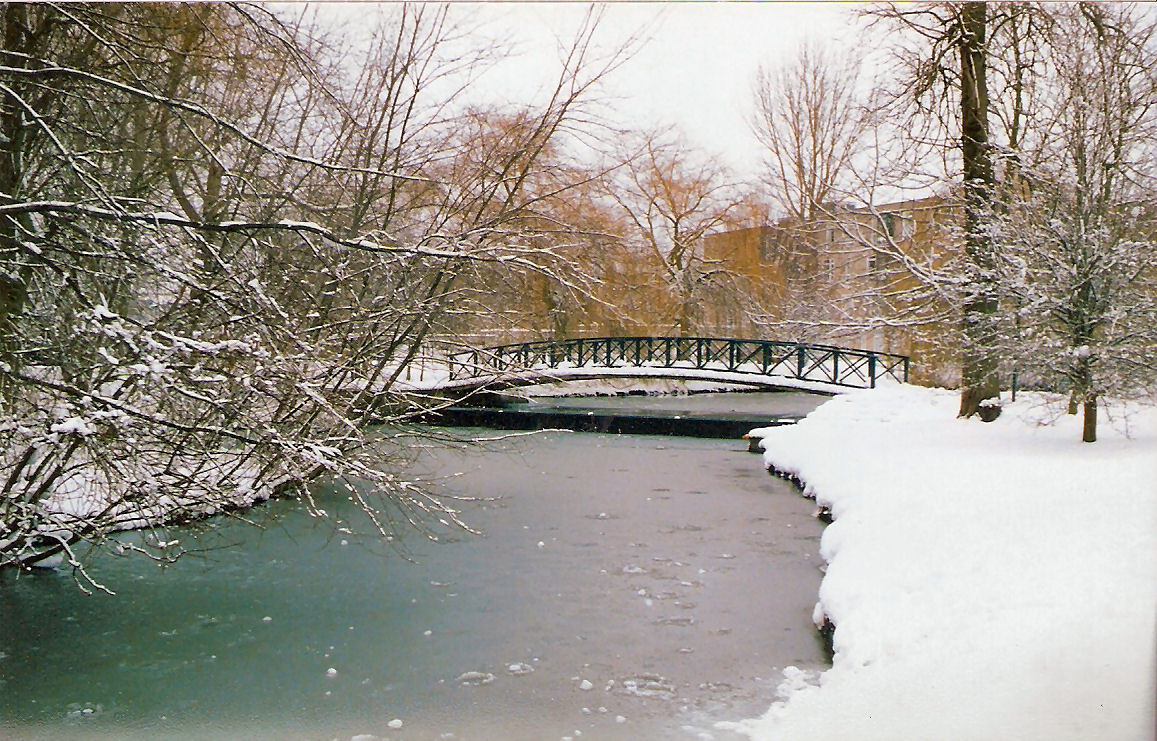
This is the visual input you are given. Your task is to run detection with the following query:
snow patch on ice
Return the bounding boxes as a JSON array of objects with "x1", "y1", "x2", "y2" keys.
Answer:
[{"x1": 456, "y1": 671, "x2": 495, "y2": 686}]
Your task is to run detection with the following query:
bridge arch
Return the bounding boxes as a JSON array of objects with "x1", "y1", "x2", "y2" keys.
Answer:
[{"x1": 438, "y1": 336, "x2": 908, "y2": 394}]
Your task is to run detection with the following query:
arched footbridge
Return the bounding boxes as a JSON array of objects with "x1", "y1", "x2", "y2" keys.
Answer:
[{"x1": 434, "y1": 336, "x2": 909, "y2": 394}]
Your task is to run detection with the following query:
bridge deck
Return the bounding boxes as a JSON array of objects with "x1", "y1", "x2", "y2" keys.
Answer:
[{"x1": 432, "y1": 365, "x2": 850, "y2": 395}]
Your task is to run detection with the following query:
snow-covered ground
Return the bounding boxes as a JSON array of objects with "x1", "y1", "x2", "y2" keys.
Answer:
[{"x1": 729, "y1": 384, "x2": 1156, "y2": 741}]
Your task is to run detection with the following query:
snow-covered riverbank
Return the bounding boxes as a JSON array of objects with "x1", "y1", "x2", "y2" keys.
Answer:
[{"x1": 732, "y1": 384, "x2": 1156, "y2": 741}]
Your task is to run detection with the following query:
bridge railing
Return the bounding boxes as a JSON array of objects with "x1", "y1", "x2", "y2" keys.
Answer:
[{"x1": 446, "y1": 336, "x2": 909, "y2": 389}]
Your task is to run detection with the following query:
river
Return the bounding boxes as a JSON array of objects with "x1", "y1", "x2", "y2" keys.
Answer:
[{"x1": 0, "y1": 391, "x2": 829, "y2": 741}]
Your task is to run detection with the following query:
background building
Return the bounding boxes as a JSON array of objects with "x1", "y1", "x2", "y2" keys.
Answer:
[{"x1": 704, "y1": 196, "x2": 961, "y2": 386}]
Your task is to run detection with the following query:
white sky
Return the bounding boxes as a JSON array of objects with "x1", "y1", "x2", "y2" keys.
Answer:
[
  {"x1": 313, "y1": 2, "x2": 862, "y2": 181},
  {"x1": 468, "y1": 2, "x2": 861, "y2": 179}
]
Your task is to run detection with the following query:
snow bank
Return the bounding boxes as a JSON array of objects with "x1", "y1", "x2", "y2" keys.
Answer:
[
  {"x1": 417, "y1": 364, "x2": 849, "y2": 395},
  {"x1": 499, "y1": 377, "x2": 753, "y2": 397},
  {"x1": 732, "y1": 384, "x2": 1157, "y2": 741}
]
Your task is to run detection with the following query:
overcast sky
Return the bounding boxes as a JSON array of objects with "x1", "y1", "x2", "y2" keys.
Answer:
[
  {"x1": 312, "y1": 2, "x2": 863, "y2": 180},
  {"x1": 467, "y1": 2, "x2": 861, "y2": 178}
]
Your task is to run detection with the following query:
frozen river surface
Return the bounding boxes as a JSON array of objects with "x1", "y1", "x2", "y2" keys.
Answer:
[{"x1": 1, "y1": 399, "x2": 828, "y2": 740}]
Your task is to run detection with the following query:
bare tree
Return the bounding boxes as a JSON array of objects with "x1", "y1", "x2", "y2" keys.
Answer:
[
  {"x1": 751, "y1": 42, "x2": 866, "y2": 224},
  {"x1": 952, "y1": 1, "x2": 1004, "y2": 420},
  {"x1": 748, "y1": 43, "x2": 898, "y2": 346},
  {"x1": 874, "y1": 2, "x2": 1003, "y2": 418},
  {"x1": 0, "y1": 3, "x2": 627, "y2": 585},
  {"x1": 602, "y1": 131, "x2": 745, "y2": 335},
  {"x1": 864, "y1": 2, "x2": 1064, "y2": 419},
  {"x1": 989, "y1": 3, "x2": 1157, "y2": 442},
  {"x1": 854, "y1": 2, "x2": 1156, "y2": 438}
]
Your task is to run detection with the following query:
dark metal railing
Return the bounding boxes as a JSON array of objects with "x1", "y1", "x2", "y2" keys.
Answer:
[{"x1": 446, "y1": 336, "x2": 909, "y2": 389}]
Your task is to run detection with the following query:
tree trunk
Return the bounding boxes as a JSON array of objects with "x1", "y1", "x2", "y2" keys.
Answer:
[
  {"x1": 0, "y1": 4, "x2": 31, "y2": 379},
  {"x1": 1082, "y1": 397, "x2": 1097, "y2": 443},
  {"x1": 956, "y1": 1, "x2": 1002, "y2": 422}
]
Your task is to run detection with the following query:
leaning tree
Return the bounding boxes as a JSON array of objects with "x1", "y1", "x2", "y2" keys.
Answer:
[{"x1": 0, "y1": 3, "x2": 625, "y2": 586}]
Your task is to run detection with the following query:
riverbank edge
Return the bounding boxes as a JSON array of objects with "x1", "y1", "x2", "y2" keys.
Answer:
[
  {"x1": 762, "y1": 463, "x2": 835, "y2": 655},
  {"x1": 14, "y1": 384, "x2": 819, "y2": 575},
  {"x1": 731, "y1": 384, "x2": 1157, "y2": 741}
]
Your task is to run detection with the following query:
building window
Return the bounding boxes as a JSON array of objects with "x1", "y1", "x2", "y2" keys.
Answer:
[
  {"x1": 883, "y1": 213, "x2": 898, "y2": 239},
  {"x1": 759, "y1": 232, "x2": 775, "y2": 262},
  {"x1": 868, "y1": 253, "x2": 878, "y2": 273}
]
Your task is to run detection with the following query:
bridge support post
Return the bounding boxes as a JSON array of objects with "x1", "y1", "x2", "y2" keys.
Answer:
[
  {"x1": 796, "y1": 345, "x2": 806, "y2": 380},
  {"x1": 869, "y1": 353, "x2": 877, "y2": 388}
]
